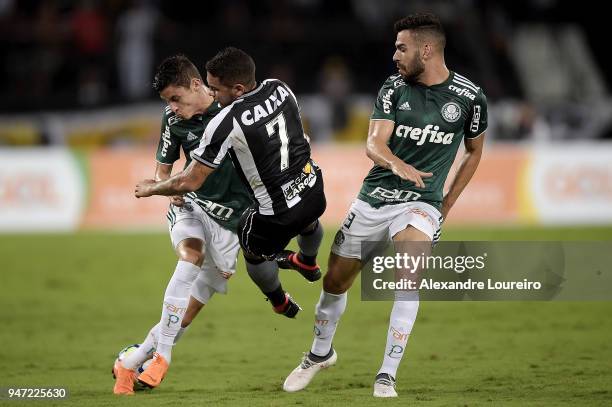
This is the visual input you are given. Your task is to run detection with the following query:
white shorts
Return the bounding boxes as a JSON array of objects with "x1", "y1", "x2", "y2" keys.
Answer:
[
  {"x1": 167, "y1": 197, "x2": 240, "y2": 301},
  {"x1": 331, "y1": 199, "x2": 443, "y2": 260},
  {"x1": 190, "y1": 256, "x2": 230, "y2": 304}
]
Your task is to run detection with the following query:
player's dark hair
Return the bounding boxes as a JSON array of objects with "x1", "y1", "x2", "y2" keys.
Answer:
[
  {"x1": 152, "y1": 54, "x2": 202, "y2": 93},
  {"x1": 394, "y1": 13, "x2": 446, "y2": 49},
  {"x1": 205, "y1": 47, "x2": 256, "y2": 87}
]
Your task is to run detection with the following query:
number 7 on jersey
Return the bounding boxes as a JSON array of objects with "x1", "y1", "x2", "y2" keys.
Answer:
[{"x1": 265, "y1": 112, "x2": 289, "y2": 171}]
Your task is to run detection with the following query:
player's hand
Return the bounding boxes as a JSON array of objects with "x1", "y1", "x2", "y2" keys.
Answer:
[
  {"x1": 390, "y1": 160, "x2": 433, "y2": 188},
  {"x1": 221, "y1": 271, "x2": 233, "y2": 280},
  {"x1": 135, "y1": 179, "x2": 157, "y2": 198},
  {"x1": 169, "y1": 195, "x2": 185, "y2": 207}
]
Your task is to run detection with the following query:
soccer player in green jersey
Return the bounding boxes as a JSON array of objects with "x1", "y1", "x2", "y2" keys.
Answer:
[
  {"x1": 283, "y1": 13, "x2": 487, "y2": 397},
  {"x1": 113, "y1": 55, "x2": 252, "y2": 395}
]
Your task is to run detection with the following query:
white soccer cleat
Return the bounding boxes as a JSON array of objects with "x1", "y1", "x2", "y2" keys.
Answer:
[
  {"x1": 282, "y1": 349, "x2": 337, "y2": 392},
  {"x1": 373, "y1": 373, "x2": 398, "y2": 398}
]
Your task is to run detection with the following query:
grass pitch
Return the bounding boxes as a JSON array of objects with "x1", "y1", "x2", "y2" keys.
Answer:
[{"x1": 1, "y1": 226, "x2": 611, "y2": 406}]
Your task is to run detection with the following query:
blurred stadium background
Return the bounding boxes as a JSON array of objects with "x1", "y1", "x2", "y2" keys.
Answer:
[
  {"x1": 1, "y1": 1, "x2": 611, "y2": 406},
  {"x1": 1, "y1": 0, "x2": 611, "y2": 230}
]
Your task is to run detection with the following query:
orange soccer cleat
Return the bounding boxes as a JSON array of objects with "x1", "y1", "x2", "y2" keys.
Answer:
[
  {"x1": 113, "y1": 360, "x2": 137, "y2": 395},
  {"x1": 137, "y1": 352, "x2": 169, "y2": 388}
]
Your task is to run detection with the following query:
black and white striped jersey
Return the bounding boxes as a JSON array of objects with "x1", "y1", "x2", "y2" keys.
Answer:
[{"x1": 191, "y1": 79, "x2": 314, "y2": 215}]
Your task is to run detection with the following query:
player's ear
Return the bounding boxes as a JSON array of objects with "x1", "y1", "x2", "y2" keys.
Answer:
[
  {"x1": 233, "y1": 83, "x2": 247, "y2": 96},
  {"x1": 191, "y1": 77, "x2": 202, "y2": 91},
  {"x1": 422, "y1": 43, "x2": 432, "y2": 60}
]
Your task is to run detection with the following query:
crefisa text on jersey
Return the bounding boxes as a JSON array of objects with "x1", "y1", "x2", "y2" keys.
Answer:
[
  {"x1": 161, "y1": 125, "x2": 172, "y2": 157},
  {"x1": 240, "y1": 85, "x2": 291, "y2": 126},
  {"x1": 395, "y1": 124, "x2": 455, "y2": 146},
  {"x1": 448, "y1": 84, "x2": 476, "y2": 100}
]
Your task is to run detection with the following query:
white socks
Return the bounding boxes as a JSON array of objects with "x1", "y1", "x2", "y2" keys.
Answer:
[
  {"x1": 310, "y1": 290, "x2": 347, "y2": 357},
  {"x1": 377, "y1": 291, "x2": 419, "y2": 379},
  {"x1": 140, "y1": 323, "x2": 159, "y2": 356},
  {"x1": 121, "y1": 322, "x2": 188, "y2": 370},
  {"x1": 156, "y1": 260, "x2": 200, "y2": 364},
  {"x1": 121, "y1": 323, "x2": 158, "y2": 370}
]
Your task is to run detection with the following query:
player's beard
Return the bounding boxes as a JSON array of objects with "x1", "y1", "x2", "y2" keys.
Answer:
[{"x1": 400, "y1": 52, "x2": 425, "y2": 83}]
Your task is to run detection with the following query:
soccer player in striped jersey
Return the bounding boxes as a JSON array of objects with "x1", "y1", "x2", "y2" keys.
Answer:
[
  {"x1": 283, "y1": 13, "x2": 488, "y2": 398},
  {"x1": 199, "y1": 48, "x2": 327, "y2": 309},
  {"x1": 113, "y1": 55, "x2": 252, "y2": 395},
  {"x1": 134, "y1": 47, "x2": 326, "y2": 323}
]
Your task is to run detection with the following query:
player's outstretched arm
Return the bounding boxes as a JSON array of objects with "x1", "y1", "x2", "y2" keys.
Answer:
[
  {"x1": 135, "y1": 160, "x2": 214, "y2": 198},
  {"x1": 441, "y1": 132, "x2": 485, "y2": 219},
  {"x1": 366, "y1": 119, "x2": 433, "y2": 188}
]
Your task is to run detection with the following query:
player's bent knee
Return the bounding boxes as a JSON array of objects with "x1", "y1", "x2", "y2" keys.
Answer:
[
  {"x1": 323, "y1": 254, "x2": 361, "y2": 294},
  {"x1": 323, "y1": 272, "x2": 350, "y2": 294},
  {"x1": 300, "y1": 220, "x2": 319, "y2": 235},
  {"x1": 177, "y1": 238, "x2": 205, "y2": 267},
  {"x1": 179, "y1": 250, "x2": 204, "y2": 267},
  {"x1": 393, "y1": 225, "x2": 431, "y2": 242},
  {"x1": 323, "y1": 266, "x2": 356, "y2": 294},
  {"x1": 243, "y1": 251, "x2": 265, "y2": 265}
]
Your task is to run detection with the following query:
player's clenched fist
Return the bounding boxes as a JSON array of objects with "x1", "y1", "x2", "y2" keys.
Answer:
[
  {"x1": 389, "y1": 160, "x2": 433, "y2": 188},
  {"x1": 169, "y1": 195, "x2": 185, "y2": 206},
  {"x1": 135, "y1": 179, "x2": 156, "y2": 198}
]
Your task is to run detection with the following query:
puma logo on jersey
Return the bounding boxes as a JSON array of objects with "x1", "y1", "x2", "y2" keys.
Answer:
[
  {"x1": 398, "y1": 101, "x2": 411, "y2": 111},
  {"x1": 187, "y1": 132, "x2": 198, "y2": 141},
  {"x1": 395, "y1": 124, "x2": 455, "y2": 146},
  {"x1": 240, "y1": 85, "x2": 291, "y2": 126}
]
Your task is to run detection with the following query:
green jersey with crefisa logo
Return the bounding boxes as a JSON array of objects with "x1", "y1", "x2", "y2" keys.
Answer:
[
  {"x1": 156, "y1": 102, "x2": 252, "y2": 232},
  {"x1": 358, "y1": 71, "x2": 488, "y2": 210}
]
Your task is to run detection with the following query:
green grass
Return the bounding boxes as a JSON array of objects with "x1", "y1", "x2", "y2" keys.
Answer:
[{"x1": 1, "y1": 226, "x2": 611, "y2": 406}]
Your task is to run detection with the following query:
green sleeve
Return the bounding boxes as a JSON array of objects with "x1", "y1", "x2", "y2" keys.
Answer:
[
  {"x1": 155, "y1": 109, "x2": 181, "y2": 164},
  {"x1": 464, "y1": 90, "x2": 488, "y2": 138},
  {"x1": 371, "y1": 77, "x2": 400, "y2": 121}
]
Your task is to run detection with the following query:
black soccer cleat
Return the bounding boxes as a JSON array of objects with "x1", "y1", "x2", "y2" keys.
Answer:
[
  {"x1": 276, "y1": 250, "x2": 321, "y2": 282},
  {"x1": 272, "y1": 292, "x2": 302, "y2": 318}
]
